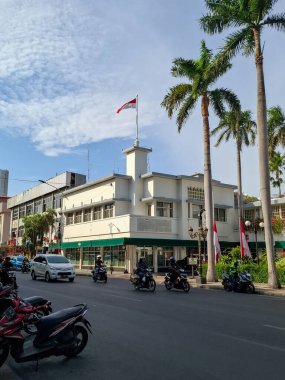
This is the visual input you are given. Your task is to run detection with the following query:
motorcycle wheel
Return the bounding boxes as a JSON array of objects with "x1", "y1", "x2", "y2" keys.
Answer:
[
  {"x1": 183, "y1": 281, "x2": 190, "y2": 293},
  {"x1": 93, "y1": 276, "x2": 98, "y2": 282},
  {"x1": 148, "y1": 279, "x2": 156, "y2": 292},
  {"x1": 165, "y1": 281, "x2": 172, "y2": 291},
  {"x1": 64, "y1": 325, "x2": 88, "y2": 358},
  {"x1": 0, "y1": 341, "x2": 9, "y2": 368},
  {"x1": 223, "y1": 281, "x2": 233, "y2": 292},
  {"x1": 245, "y1": 283, "x2": 255, "y2": 294},
  {"x1": 103, "y1": 275, "x2": 108, "y2": 284}
]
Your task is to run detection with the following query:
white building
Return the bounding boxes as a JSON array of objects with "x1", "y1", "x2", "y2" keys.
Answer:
[{"x1": 57, "y1": 144, "x2": 238, "y2": 273}]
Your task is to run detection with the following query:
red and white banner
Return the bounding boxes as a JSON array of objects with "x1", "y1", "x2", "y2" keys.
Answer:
[
  {"x1": 213, "y1": 219, "x2": 221, "y2": 263},
  {"x1": 240, "y1": 219, "x2": 252, "y2": 258},
  {"x1": 116, "y1": 98, "x2": 136, "y2": 114}
]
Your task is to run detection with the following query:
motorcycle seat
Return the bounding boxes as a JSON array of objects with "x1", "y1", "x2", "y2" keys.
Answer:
[
  {"x1": 23, "y1": 296, "x2": 48, "y2": 307},
  {"x1": 36, "y1": 304, "x2": 86, "y2": 333}
]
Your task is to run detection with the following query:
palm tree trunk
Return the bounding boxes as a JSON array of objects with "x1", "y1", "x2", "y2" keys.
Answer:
[
  {"x1": 253, "y1": 29, "x2": 279, "y2": 288},
  {"x1": 236, "y1": 140, "x2": 243, "y2": 223},
  {"x1": 202, "y1": 94, "x2": 216, "y2": 282}
]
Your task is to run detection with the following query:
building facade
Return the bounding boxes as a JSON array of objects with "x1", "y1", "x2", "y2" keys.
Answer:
[
  {"x1": 0, "y1": 169, "x2": 9, "y2": 196},
  {"x1": 0, "y1": 196, "x2": 11, "y2": 256}
]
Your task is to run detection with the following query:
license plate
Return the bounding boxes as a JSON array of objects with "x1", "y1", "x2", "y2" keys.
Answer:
[{"x1": 61, "y1": 275, "x2": 67, "y2": 278}]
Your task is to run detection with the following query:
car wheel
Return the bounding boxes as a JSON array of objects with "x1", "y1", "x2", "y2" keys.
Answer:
[
  {"x1": 45, "y1": 272, "x2": 51, "y2": 282},
  {"x1": 31, "y1": 271, "x2": 37, "y2": 280},
  {"x1": 69, "y1": 278, "x2": 74, "y2": 282}
]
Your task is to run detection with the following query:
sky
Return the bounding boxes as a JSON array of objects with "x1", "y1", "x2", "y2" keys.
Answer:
[{"x1": 0, "y1": 0, "x2": 284, "y2": 197}]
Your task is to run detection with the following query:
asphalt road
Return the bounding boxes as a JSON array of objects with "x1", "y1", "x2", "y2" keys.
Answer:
[{"x1": 4, "y1": 272, "x2": 285, "y2": 380}]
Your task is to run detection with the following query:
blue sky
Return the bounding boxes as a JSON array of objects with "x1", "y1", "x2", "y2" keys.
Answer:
[{"x1": 1, "y1": 0, "x2": 284, "y2": 197}]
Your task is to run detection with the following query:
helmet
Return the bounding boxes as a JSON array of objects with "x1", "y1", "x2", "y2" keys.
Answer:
[
  {"x1": 169, "y1": 256, "x2": 175, "y2": 262},
  {"x1": 97, "y1": 255, "x2": 102, "y2": 259}
]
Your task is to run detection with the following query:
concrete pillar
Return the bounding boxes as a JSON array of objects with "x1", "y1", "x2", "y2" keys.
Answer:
[
  {"x1": 79, "y1": 247, "x2": 83, "y2": 269},
  {"x1": 153, "y1": 247, "x2": 158, "y2": 273}
]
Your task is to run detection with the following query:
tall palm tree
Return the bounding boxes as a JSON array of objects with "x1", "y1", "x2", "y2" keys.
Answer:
[
  {"x1": 211, "y1": 110, "x2": 256, "y2": 222},
  {"x1": 268, "y1": 106, "x2": 285, "y2": 158},
  {"x1": 161, "y1": 40, "x2": 240, "y2": 282},
  {"x1": 200, "y1": 0, "x2": 285, "y2": 288},
  {"x1": 269, "y1": 151, "x2": 285, "y2": 197}
]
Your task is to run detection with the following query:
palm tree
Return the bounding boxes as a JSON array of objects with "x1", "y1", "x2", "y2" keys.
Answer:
[
  {"x1": 200, "y1": 0, "x2": 284, "y2": 288},
  {"x1": 269, "y1": 151, "x2": 285, "y2": 197},
  {"x1": 268, "y1": 106, "x2": 285, "y2": 158},
  {"x1": 211, "y1": 110, "x2": 256, "y2": 222},
  {"x1": 161, "y1": 40, "x2": 240, "y2": 282}
]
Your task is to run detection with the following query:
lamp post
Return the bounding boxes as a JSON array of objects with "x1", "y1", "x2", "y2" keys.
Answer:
[
  {"x1": 245, "y1": 219, "x2": 264, "y2": 264},
  {"x1": 39, "y1": 180, "x2": 64, "y2": 254},
  {"x1": 188, "y1": 208, "x2": 208, "y2": 284}
]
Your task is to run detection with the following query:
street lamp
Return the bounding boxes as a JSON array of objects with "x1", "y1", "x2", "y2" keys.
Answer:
[
  {"x1": 39, "y1": 180, "x2": 64, "y2": 254},
  {"x1": 188, "y1": 208, "x2": 208, "y2": 284},
  {"x1": 245, "y1": 219, "x2": 264, "y2": 264}
]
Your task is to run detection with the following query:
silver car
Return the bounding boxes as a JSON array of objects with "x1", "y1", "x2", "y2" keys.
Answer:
[{"x1": 31, "y1": 254, "x2": 76, "y2": 282}]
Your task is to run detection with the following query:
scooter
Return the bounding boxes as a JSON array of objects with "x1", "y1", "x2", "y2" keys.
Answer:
[
  {"x1": 21, "y1": 262, "x2": 30, "y2": 273},
  {"x1": 0, "y1": 303, "x2": 91, "y2": 368},
  {"x1": 0, "y1": 284, "x2": 52, "y2": 334},
  {"x1": 164, "y1": 268, "x2": 190, "y2": 292},
  {"x1": 222, "y1": 271, "x2": 255, "y2": 294},
  {"x1": 130, "y1": 269, "x2": 156, "y2": 292},
  {"x1": 91, "y1": 265, "x2": 108, "y2": 283}
]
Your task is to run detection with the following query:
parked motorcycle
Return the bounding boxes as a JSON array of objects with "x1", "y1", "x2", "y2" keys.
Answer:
[
  {"x1": 0, "y1": 269, "x2": 18, "y2": 290},
  {"x1": 130, "y1": 269, "x2": 156, "y2": 292},
  {"x1": 0, "y1": 284, "x2": 52, "y2": 334},
  {"x1": 222, "y1": 271, "x2": 255, "y2": 294},
  {"x1": 164, "y1": 268, "x2": 190, "y2": 292},
  {"x1": 91, "y1": 265, "x2": 107, "y2": 283},
  {"x1": 0, "y1": 303, "x2": 91, "y2": 367}
]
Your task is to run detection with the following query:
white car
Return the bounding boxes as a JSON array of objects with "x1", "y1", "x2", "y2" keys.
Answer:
[{"x1": 31, "y1": 254, "x2": 76, "y2": 282}]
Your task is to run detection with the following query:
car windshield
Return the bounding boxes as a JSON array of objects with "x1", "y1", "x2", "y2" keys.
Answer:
[{"x1": 47, "y1": 256, "x2": 69, "y2": 264}]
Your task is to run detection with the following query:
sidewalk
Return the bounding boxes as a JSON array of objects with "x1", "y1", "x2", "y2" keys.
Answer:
[{"x1": 76, "y1": 269, "x2": 285, "y2": 297}]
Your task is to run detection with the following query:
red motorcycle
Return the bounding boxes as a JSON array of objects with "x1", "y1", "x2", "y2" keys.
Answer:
[
  {"x1": 0, "y1": 303, "x2": 91, "y2": 367},
  {"x1": 0, "y1": 284, "x2": 52, "y2": 334}
]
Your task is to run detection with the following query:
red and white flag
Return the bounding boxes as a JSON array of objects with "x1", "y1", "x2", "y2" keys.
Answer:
[
  {"x1": 213, "y1": 219, "x2": 221, "y2": 263},
  {"x1": 116, "y1": 98, "x2": 137, "y2": 114},
  {"x1": 240, "y1": 218, "x2": 251, "y2": 258}
]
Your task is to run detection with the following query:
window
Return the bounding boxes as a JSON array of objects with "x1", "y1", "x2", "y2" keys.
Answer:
[
  {"x1": 192, "y1": 204, "x2": 203, "y2": 219},
  {"x1": 104, "y1": 204, "x2": 114, "y2": 218},
  {"x1": 12, "y1": 208, "x2": 19, "y2": 220},
  {"x1": 281, "y1": 205, "x2": 285, "y2": 218},
  {"x1": 43, "y1": 196, "x2": 53, "y2": 211},
  {"x1": 34, "y1": 199, "x2": 42, "y2": 214},
  {"x1": 19, "y1": 206, "x2": 26, "y2": 218},
  {"x1": 156, "y1": 202, "x2": 173, "y2": 217},
  {"x1": 214, "y1": 208, "x2": 226, "y2": 222},
  {"x1": 244, "y1": 209, "x2": 254, "y2": 221},
  {"x1": 18, "y1": 226, "x2": 24, "y2": 237},
  {"x1": 11, "y1": 228, "x2": 17, "y2": 238},
  {"x1": 272, "y1": 205, "x2": 280, "y2": 218},
  {"x1": 94, "y1": 206, "x2": 102, "y2": 220},
  {"x1": 53, "y1": 194, "x2": 62, "y2": 209},
  {"x1": 147, "y1": 204, "x2": 152, "y2": 216},
  {"x1": 66, "y1": 213, "x2": 74, "y2": 225},
  {"x1": 188, "y1": 187, "x2": 204, "y2": 201},
  {"x1": 83, "y1": 208, "x2": 92, "y2": 222},
  {"x1": 75, "y1": 211, "x2": 82, "y2": 224},
  {"x1": 26, "y1": 203, "x2": 33, "y2": 216}
]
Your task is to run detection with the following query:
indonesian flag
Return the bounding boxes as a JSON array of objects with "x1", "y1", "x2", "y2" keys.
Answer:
[
  {"x1": 116, "y1": 98, "x2": 136, "y2": 114},
  {"x1": 213, "y1": 219, "x2": 221, "y2": 263},
  {"x1": 240, "y1": 218, "x2": 252, "y2": 258}
]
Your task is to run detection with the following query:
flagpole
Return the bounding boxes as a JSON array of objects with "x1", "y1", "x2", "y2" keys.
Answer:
[{"x1": 134, "y1": 94, "x2": 139, "y2": 147}]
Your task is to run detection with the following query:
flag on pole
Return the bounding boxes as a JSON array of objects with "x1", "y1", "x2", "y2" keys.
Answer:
[
  {"x1": 213, "y1": 219, "x2": 221, "y2": 263},
  {"x1": 240, "y1": 218, "x2": 252, "y2": 258},
  {"x1": 116, "y1": 98, "x2": 137, "y2": 114}
]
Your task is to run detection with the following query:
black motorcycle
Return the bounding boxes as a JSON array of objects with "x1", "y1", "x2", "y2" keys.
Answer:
[
  {"x1": 0, "y1": 303, "x2": 91, "y2": 368},
  {"x1": 21, "y1": 261, "x2": 30, "y2": 273},
  {"x1": 164, "y1": 268, "x2": 190, "y2": 292},
  {"x1": 91, "y1": 265, "x2": 107, "y2": 283},
  {"x1": 222, "y1": 271, "x2": 255, "y2": 294},
  {"x1": 130, "y1": 268, "x2": 156, "y2": 292}
]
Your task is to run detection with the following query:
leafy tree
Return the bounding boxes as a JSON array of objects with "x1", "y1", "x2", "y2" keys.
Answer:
[
  {"x1": 200, "y1": 0, "x2": 285, "y2": 288},
  {"x1": 161, "y1": 40, "x2": 240, "y2": 282},
  {"x1": 243, "y1": 194, "x2": 258, "y2": 203},
  {"x1": 23, "y1": 209, "x2": 57, "y2": 256},
  {"x1": 269, "y1": 151, "x2": 285, "y2": 197},
  {"x1": 267, "y1": 106, "x2": 285, "y2": 158},
  {"x1": 211, "y1": 109, "x2": 256, "y2": 221}
]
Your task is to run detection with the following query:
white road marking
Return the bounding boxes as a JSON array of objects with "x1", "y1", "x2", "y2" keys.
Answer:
[{"x1": 264, "y1": 324, "x2": 285, "y2": 331}]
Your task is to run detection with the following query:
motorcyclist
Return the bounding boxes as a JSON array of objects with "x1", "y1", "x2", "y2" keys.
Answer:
[
  {"x1": 168, "y1": 256, "x2": 179, "y2": 284},
  {"x1": 229, "y1": 261, "x2": 240, "y2": 282},
  {"x1": 0, "y1": 257, "x2": 17, "y2": 289},
  {"x1": 22, "y1": 256, "x2": 30, "y2": 272},
  {"x1": 2, "y1": 257, "x2": 13, "y2": 271},
  {"x1": 136, "y1": 258, "x2": 148, "y2": 284},
  {"x1": 94, "y1": 255, "x2": 103, "y2": 276}
]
